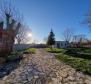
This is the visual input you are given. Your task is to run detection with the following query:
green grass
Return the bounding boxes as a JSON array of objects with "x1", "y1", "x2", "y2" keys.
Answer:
[
  {"x1": 6, "y1": 51, "x2": 22, "y2": 61},
  {"x1": 84, "y1": 48, "x2": 91, "y2": 54},
  {"x1": 66, "y1": 48, "x2": 91, "y2": 54},
  {"x1": 65, "y1": 48, "x2": 91, "y2": 60},
  {"x1": 53, "y1": 47, "x2": 91, "y2": 74},
  {"x1": 24, "y1": 48, "x2": 36, "y2": 54},
  {"x1": 45, "y1": 48, "x2": 64, "y2": 53},
  {"x1": 56, "y1": 53, "x2": 91, "y2": 75}
]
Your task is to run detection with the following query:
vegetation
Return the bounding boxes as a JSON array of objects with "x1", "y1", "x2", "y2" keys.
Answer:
[
  {"x1": 6, "y1": 51, "x2": 22, "y2": 61},
  {"x1": 47, "y1": 29, "x2": 55, "y2": 48},
  {"x1": 46, "y1": 47, "x2": 91, "y2": 75},
  {"x1": 56, "y1": 53, "x2": 91, "y2": 75},
  {"x1": 24, "y1": 48, "x2": 36, "y2": 54},
  {"x1": 0, "y1": 1, "x2": 23, "y2": 53},
  {"x1": 45, "y1": 48, "x2": 64, "y2": 53},
  {"x1": 65, "y1": 48, "x2": 91, "y2": 60},
  {"x1": 63, "y1": 28, "x2": 73, "y2": 42}
]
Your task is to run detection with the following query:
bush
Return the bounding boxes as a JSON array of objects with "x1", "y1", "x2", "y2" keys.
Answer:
[
  {"x1": 23, "y1": 48, "x2": 36, "y2": 54},
  {"x1": 65, "y1": 48, "x2": 91, "y2": 60},
  {"x1": 6, "y1": 51, "x2": 22, "y2": 61},
  {"x1": 45, "y1": 48, "x2": 64, "y2": 53},
  {"x1": 56, "y1": 53, "x2": 91, "y2": 75},
  {"x1": 66, "y1": 48, "x2": 91, "y2": 54},
  {"x1": 84, "y1": 48, "x2": 91, "y2": 54}
]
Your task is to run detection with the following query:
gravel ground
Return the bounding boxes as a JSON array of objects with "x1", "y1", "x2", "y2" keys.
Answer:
[{"x1": 0, "y1": 49, "x2": 91, "y2": 84}]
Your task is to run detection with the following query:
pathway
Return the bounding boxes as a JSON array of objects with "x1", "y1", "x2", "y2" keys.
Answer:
[{"x1": 0, "y1": 49, "x2": 91, "y2": 84}]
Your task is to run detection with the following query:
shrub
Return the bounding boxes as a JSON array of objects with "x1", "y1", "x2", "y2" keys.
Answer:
[
  {"x1": 65, "y1": 48, "x2": 91, "y2": 60},
  {"x1": 56, "y1": 53, "x2": 91, "y2": 75},
  {"x1": 84, "y1": 48, "x2": 91, "y2": 54},
  {"x1": 6, "y1": 51, "x2": 22, "y2": 61},
  {"x1": 45, "y1": 48, "x2": 64, "y2": 53},
  {"x1": 23, "y1": 48, "x2": 36, "y2": 54}
]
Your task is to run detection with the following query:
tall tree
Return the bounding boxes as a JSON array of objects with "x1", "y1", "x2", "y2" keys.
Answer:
[
  {"x1": 0, "y1": 0, "x2": 23, "y2": 52},
  {"x1": 63, "y1": 28, "x2": 73, "y2": 42},
  {"x1": 16, "y1": 25, "x2": 31, "y2": 44},
  {"x1": 84, "y1": 9, "x2": 91, "y2": 28},
  {"x1": 47, "y1": 29, "x2": 55, "y2": 48},
  {"x1": 72, "y1": 34, "x2": 86, "y2": 47}
]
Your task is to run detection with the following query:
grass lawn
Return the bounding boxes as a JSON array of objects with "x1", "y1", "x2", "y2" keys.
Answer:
[
  {"x1": 45, "y1": 48, "x2": 64, "y2": 53},
  {"x1": 56, "y1": 53, "x2": 91, "y2": 75},
  {"x1": 23, "y1": 48, "x2": 36, "y2": 54}
]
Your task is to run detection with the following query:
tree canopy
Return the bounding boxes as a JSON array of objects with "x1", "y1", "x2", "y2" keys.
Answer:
[{"x1": 47, "y1": 29, "x2": 55, "y2": 47}]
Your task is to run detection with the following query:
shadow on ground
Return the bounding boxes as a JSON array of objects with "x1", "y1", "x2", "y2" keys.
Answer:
[{"x1": 0, "y1": 58, "x2": 21, "y2": 78}]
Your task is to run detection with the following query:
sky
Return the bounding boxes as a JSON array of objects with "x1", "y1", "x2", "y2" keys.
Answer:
[{"x1": 1, "y1": 0, "x2": 91, "y2": 43}]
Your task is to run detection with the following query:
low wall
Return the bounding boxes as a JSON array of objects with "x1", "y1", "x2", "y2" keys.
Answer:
[
  {"x1": 13, "y1": 44, "x2": 34, "y2": 51},
  {"x1": 13, "y1": 44, "x2": 47, "y2": 51}
]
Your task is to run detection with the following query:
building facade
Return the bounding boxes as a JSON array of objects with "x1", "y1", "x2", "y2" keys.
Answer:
[{"x1": 54, "y1": 41, "x2": 69, "y2": 48}]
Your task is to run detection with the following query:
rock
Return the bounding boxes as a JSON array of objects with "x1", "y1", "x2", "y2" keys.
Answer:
[
  {"x1": 59, "y1": 70, "x2": 68, "y2": 78},
  {"x1": 76, "y1": 72, "x2": 84, "y2": 78},
  {"x1": 27, "y1": 76, "x2": 33, "y2": 82},
  {"x1": 52, "y1": 78, "x2": 60, "y2": 84},
  {"x1": 3, "y1": 76, "x2": 8, "y2": 80},
  {"x1": 34, "y1": 75, "x2": 39, "y2": 79},
  {"x1": 86, "y1": 75, "x2": 91, "y2": 81},
  {"x1": 85, "y1": 79, "x2": 91, "y2": 84},
  {"x1": 59, "y1": 76, "x2": 62, "y2": 81},
  {"x1": 68, "y1": 81, "x2": 77, "y2": 84},
  {"x1": 67, "y1": 76, "x2": 75, "y2": 81},
  {"x1": 67, "y1": 69, "x2": 76, "y2": 76}
]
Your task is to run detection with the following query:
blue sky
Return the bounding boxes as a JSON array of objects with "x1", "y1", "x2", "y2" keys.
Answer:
[{"x1": 2, "y1": 0, "x2": 91, "y2": 43}]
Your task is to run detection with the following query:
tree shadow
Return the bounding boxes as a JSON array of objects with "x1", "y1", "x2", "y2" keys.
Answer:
[{"x1": 0, "y1": 58, "x2": 22, "y2": 78}]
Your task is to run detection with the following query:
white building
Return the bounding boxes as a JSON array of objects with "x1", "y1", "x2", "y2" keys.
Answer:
[{"x1": 54, "y1": 41, "x2": 69, "y2": 48}]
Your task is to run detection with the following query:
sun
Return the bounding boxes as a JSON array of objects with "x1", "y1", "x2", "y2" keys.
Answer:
[{"x1": 27, "y1": 33, "x2": 32, "y2": 37}]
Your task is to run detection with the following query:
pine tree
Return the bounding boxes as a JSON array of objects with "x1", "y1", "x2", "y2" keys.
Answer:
[{"x1": 47, "y1": 29, "x2": 55, "y2": 48}]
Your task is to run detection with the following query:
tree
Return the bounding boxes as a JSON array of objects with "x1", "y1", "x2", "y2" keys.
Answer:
[
  {"x1": 84, "y1": 9, "x2": 91, "y2": 28},
  {"x1": 63, "y1": 28, "x2": 73, "y2": 42},
  {"x1": 72, "y1": 34, "x2": 86, "y2": 47},
  {"x1": 0, "y1": 0, "x2": 23, "y2": 52},
  {"x1": 16, "y1": 25, "x2": 32, "y2": 44},
  {"x1": 47, "y1": 29, "x2": 55, "y2": 48}
]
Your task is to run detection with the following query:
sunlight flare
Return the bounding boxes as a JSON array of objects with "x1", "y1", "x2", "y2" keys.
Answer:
[{"x1": 27, "y1": 33, "x2": 32, "y2": 37}]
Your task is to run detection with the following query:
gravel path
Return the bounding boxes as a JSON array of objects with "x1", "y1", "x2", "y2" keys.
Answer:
[{"x1": 0, "y1": 49, "x2": 91, "y2": 84}]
